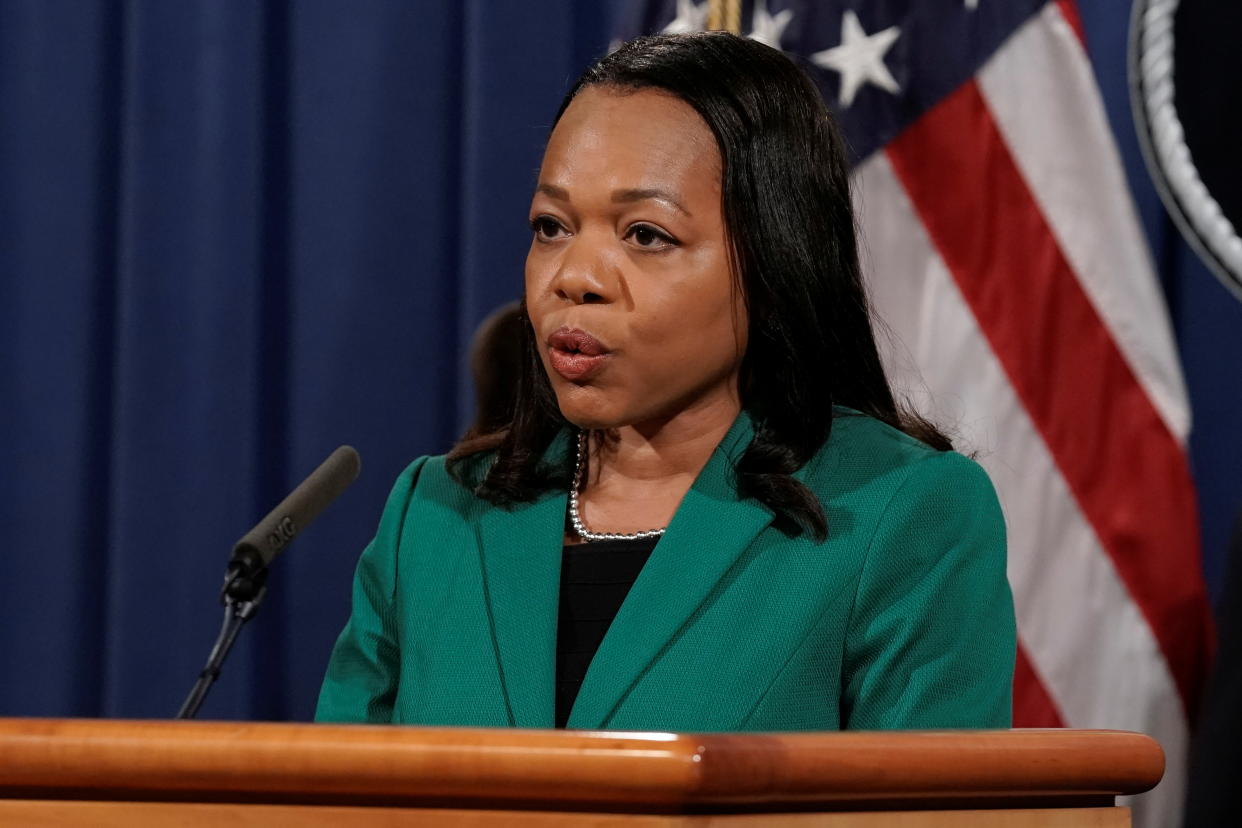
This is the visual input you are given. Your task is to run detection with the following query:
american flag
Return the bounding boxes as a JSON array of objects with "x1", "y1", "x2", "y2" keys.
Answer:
[{"x1": 616, "y1": 2, "x2": 1214, "y2": 824}]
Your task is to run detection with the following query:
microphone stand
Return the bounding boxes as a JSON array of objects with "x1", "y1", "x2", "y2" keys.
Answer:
[
  {"x1": 172, "y1": 446, "x2": 361, "y2": 719},
  {"x1": 175, "y1": 562, "x2": 269, "y2": 719}
]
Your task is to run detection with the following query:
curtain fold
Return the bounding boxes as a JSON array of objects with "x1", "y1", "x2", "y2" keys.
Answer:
[{"x1": 0, "y1": 0, "x2": 615, "y2": 720}]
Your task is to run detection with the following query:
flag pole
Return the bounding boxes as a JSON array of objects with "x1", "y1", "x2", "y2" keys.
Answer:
[{"x1": 708, "y1": 0, "x2": 742, "y2": 34}]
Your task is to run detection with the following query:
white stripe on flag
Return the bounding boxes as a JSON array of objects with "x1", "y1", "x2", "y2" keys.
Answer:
[
  {"x1": 977, "y1": 2, "x2": 1191, "y2": 444},
  {"x1": 854, "y1": 150, "x2": 1188, "y2": 828}
]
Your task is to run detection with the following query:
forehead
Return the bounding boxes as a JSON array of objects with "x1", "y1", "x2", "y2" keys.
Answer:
[{"x1": 540, "y1": 87, "x2": 721, "y2": 192}]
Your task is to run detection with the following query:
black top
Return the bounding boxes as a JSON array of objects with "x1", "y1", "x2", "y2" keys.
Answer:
[{"x1": 555, "y1": 535, "x2": 660, "y2": 727}]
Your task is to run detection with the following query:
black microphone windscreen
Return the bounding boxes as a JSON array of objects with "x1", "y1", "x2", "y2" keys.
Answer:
[{"x1": 230, "y1": 445, "x2": 361, "y2": 570}]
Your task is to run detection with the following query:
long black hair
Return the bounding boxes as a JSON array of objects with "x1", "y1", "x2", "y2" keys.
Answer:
[{"x1": 448, "y1": 32, "x2": 948, "y2": 539}]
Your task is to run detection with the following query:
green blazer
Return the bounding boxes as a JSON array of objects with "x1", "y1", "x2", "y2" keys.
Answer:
[{"x1": 316, "y1": 410, "x2": 1015, "y2": 731}]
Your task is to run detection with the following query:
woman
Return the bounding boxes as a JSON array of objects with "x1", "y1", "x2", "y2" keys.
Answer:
[{"x1": 316, "y1": 32, "x2": 1015, "y2": 731}]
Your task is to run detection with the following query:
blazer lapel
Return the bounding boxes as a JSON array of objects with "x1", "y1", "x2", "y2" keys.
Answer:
[
  {"x1": 477, "y1": 436, "x2": 570, "y2": 729},
  {"x1": 566, "y1": 413, "x2": 773, "y2": 729}
]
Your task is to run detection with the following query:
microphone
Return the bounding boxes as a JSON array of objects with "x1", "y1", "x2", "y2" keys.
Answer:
[
  {"x1": 177, "y1": 445, "x2": 361, "y2": 719},
  {"x1": 227, "y1": 445, "x2": 361, "y2": 583}
]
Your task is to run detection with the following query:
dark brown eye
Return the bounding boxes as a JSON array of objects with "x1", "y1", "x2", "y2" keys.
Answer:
[
  {"x1": 625, "y1": 223, "x2": 676, "y2": 250},
  {"x1": 530, "y1": 216, "x2": 564, "y2": 239}
]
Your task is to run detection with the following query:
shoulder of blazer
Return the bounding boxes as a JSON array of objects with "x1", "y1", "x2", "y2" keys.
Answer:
[
  {"x1": 394, "y1": 430, "x2": 574, "y2": 522},
  {"x1": 397, "y1": 415, "x2": 994, "y2": 531},
  {"x1": 798, "y1": 409, "x2": 996, "y2": 517},
  {"x1": 394, "y1": 453, "x2": 483, "y2": 521}
]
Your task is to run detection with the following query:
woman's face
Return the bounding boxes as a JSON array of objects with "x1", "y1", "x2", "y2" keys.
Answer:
[{"x1": 525, "y1": 87, "x2": 747, "y2": 431}]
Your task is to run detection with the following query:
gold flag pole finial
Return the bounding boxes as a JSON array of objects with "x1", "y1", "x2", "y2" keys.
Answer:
[{"x1": 708, "y1": 0, "x2": 742, "y2": 34}]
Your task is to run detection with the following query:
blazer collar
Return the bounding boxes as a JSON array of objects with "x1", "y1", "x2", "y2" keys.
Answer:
[
  {"x1": 567, "y1": 412, "x2": 774, "y2": 728},
  {"x1": 477, "y1": 412, "x2": 773, "y2": 730},
  {"x1": 477, "y1": 436, "x2": 570, "y2": 728}
]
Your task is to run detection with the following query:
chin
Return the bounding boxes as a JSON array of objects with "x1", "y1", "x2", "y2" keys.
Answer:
[{"x1": 552, "y1": 385, "x2": 628, "y2": 431}]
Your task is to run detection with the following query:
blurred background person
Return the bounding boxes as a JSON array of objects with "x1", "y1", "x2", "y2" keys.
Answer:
[{"x1": 467, "y1": 299, "x2": 524, "y2": 436}]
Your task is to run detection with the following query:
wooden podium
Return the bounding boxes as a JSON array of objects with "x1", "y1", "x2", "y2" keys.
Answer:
[{"x1": 0, "y1": 719, "x2": 1162, "y2": 826}]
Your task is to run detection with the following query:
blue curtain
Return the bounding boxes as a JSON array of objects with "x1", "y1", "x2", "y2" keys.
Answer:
[
  {"x1": 0, "y1": 0, "x2": 616, "y2": 720},
  {"x1": 2, "y1": 0, "x2": 1240, "y2": 723}
]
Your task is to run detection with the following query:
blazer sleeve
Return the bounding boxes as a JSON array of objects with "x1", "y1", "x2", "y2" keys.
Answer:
[
  {"x1": 841, "y1": 450, "x2": 1015, "y2": 729},
  {"x1": 315, "y1": 457, "x2": 428, "y2": 723}
]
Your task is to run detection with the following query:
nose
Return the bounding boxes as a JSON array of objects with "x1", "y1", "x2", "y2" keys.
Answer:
[{"x1": 551, "y1": 232, "x2": 618, "y2": 306}]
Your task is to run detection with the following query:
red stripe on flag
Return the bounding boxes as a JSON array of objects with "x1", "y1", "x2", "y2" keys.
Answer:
[
  {"x1": 885, "y1": 80, "x2": 1212, "y2": 718},
  {"x1": 1014, "y1": 642, "x2": 1065, "y2": 727},
  {"x1": 1054, "y1": 0, "x2": 1086, "y2": 47}
]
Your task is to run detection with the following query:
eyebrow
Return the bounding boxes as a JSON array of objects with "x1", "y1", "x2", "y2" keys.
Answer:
[
  {"x1": 613, "y1": 188, "x2": 691, "y2": 216},
  {"x1": 536, "y1": 183, "x2": 691, "y2": 217}
]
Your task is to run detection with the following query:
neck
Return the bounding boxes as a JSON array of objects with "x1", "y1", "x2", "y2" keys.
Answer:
[{"x1": 588, "y1": 392, "x2": 741, "y2": 487}]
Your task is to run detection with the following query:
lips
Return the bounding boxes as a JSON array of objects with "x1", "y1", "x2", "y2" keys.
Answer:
[{"x1": 547, "y1": 327, "x2": 610, "y2": 382}]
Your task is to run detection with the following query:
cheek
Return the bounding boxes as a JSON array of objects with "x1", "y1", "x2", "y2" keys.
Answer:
[
  {"x1": 523, "y1": 247, "x2": 541, "y2": 297},
  {"x1": 628, "y1": 262, "x2": 743, "y2": 369},
  {"x1": 523, "y1": 251, "x2": 551, "y2": 321}
]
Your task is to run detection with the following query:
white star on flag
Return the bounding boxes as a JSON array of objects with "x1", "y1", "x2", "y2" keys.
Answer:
[
  {"x1": 663, "y1": 0, "x2": 708, "y2": 34},
  {"x1": 811, "y1": 10, "x2": 901, "y2": 108},
  {"x1": 748, "y1": 0, "x2": 794, "y2": 50}
]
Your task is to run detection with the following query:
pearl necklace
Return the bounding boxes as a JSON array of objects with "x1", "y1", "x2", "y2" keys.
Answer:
[{"x1": 568, "y1": 430, "x2": 667, "y2": 542}]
